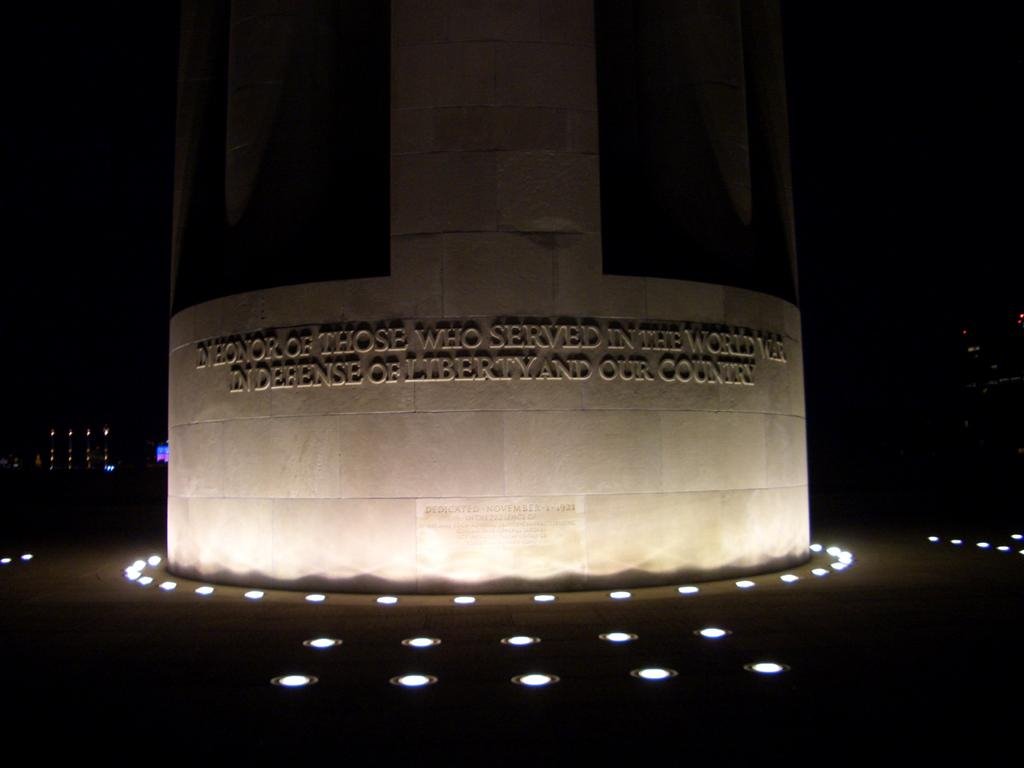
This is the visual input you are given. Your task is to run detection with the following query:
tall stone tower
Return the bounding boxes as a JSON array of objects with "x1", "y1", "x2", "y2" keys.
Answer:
[{"x1": 168, "y1": 0, "x2": 807, "y2": 592}]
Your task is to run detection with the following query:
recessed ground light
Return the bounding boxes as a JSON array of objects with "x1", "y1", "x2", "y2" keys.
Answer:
[
  {"x1": 271, "y1": 674, "x2": 317, "y2": 687},
  {"x1": 502, "y1": 636, "x2": 540, "y2": 646},
  {"x1": 631, "y1": 667, "x2": 677, "y2": 680},
  {"x1": 951, "y1": 539, "x2": 963, "y2": 545},
  {"x1": 304, "y1": 638, "x2": 342, "y2": 649},
  {"x1": 809, "y1": 543, "x2": 823, "y2": 553},
  {"x1": 609, "y1": 590, "x2": 632, "y2": 600},
  {"x1": 376, "y1": 595, "x2": 399, "y2": 605},
  {"x1": 779, "y1": 574, "x2": 799, "y2": 583},
  {"x1": 830, "y1": 561, "x2": 849, "y2": 571},
  {"x1": 1012, "y1": 534, "x2": 1023, "y2": 541},
  {"x1": 511, "y1": 673, "x2": 558, "y2": 687},
  {"x1": 402, "y1": 637, "x2": 441, "y2": 648},
  {"x1": 696, "y1": 627, "x2": 730, "y2": 639},
  {"x1": 533, "y1": 594, "x2": 556, "y2": 603},
  {"x1": 158, "y1": 581, "x2": 177, "y2": 591},
  {"x1": 124, "y1": 569, "x2": 141, "y2": 581},
  {"x1": 927, "y1": 536, "x2": 940, "y2": 542},
  {"x1": 735, "y1": 580, "x2": 755, "y2": 589},
  {"x1": 976, "y1": 542, "x2": 991, "y2": 549},
  {"x1": 244, "y1": 590, "x2": 264, "y2": 600},
  {"x1": 745, "y1": 662, "x2": 788, "y2": 675},
  {"x1": 147, "y1": 555, "x2": 161, "y2": 567},
  {"x1": 453, "y1": 596, "x2": 476, "y2": 605},
  {"x1": 304, "y1": 593, "x2": 326, "y2": 603},
  {"x1": 1, "y1": 558, "x2": 12, "y2": 565},
  {"x1": 390, "y1": 674, "x2": 437, "y2": 688},
  {"x1": 838, "y1": 551, "x2": 854, "y2": 562},
  {"x1": 997, "y1": 545, "x2": 1011, "y2": 552},
  {"x1": 195, "y1": 586, "x2": 215, "y2": 596},
  {"x1": 677, "y1": 585, "x2": 699, "y2": 595},
  {"x1": 811, "y1": 568, "x2": 829, "y2": 577},
  {"x1": 20, "y1": 553, "x2": 33, "y2": 562},
  {"x1": 599, "y1": 632, "x2": 637, "y2": 643},
  {"x1": 137, "y1": 576, "x2": 153, "y2": 586},
  {"x1": 825, "y1": 546, "x2": 842, "y2": 557},
  {"x1": 131, "y1": 559, "x2": 146, "y2": 570}
]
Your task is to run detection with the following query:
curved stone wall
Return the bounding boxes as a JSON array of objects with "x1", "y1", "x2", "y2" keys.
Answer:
[{"x1": 168, "y1": 267, "x2": 807, "y2": 592}]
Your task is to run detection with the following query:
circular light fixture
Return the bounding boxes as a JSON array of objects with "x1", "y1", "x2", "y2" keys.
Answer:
[
  {"x1": 131, "y1": 559, "x2": 145, "y2": 571},
  {"x1": 599, "y1": 632, "x2": 637, "y2": 643},
  {"x1": 677, "y1": 585, "x2": 699, "y2": 595},
  {"x1": 927, "y1": 536, "x2": 939, "y2": 542},
  {"x1": 608, "y1": 590, "x2": 632, "y2": 600},
  {"x1": 124, "y1": 569, "x2": 141, "y2": 581},
  {"x1": 830, "y1": 561, "x2": 849, "y2": 571},
  {"x1": 997, "y1": 545, "x2": 1010, "y2": 552},
  {"x1": 630, "y1": 667, "x2": 677, "y2": 680},
  {"x1": 195, "y1": 586, "x2": 215, "y2": 596},
  {"x1": 158, "y1": 581, "x2": 177, "y2": 591},
  {"x1": 1012, "y1": 534, "x2": 1023, "y2": 541},
  {"x1": 271, "y1": 674, "x2": 317, "y2": 687},
  {"x1": 1, "y1": 557, "x2": 12, "y2": 565},
  {"x1": 502, "y1": 636, "x2": 540, "y2": 646},
  {"x1": 511, "y1": 673, "x2": 558, "y2": 687},
  {"x1": 745, "y1": 662, "x2": 788, "y2": 675},
  {"x1": 837, "y1": 551, "x2": 854, "y2": 563},
  {"x1": 402, "y1": 637, "x2": 441, "y2": 648},
  {"x1": 147, "y1": 555, "x2": 162, "y2": 567},
  {"x1": 533, "y1": 594, "x2": 556, "y2": 603},
  {"x1": 304, "y1": 593, "x2": 327, "y2": 603},
  {"x1": 390, "y1": 674, "x2": 437, "y2": 688},
  {"x1": 951, "y1": 539, "x2": 963, "y2": 545},
  {"x1": 244, "y1": 590, "x2": 265, "y2": 600},
  {"x1": 696, "y1": 627, "x2": 730, "y2": 639},
  {"x1": 137, "y1": 576, "x2": 153, "y2": 586},
  {"x1": 811, "y1": 568, "x2": 829, "y2": 577},
  {"x1": 779, "y1": 574, "x2": 799, "y2": 583},
  {"x1": 376, "y1": 595, "x2": 399, "y2": 605},
  {"x1": 809, "y1": 543, "x2": 823, "y2": 553},
  {"x1": 825, "y1": 546, "x2": 842, "y2": 557},
  {"x1": 304, "y1": 638, "x2": 342, "y2": 649},
  {"x1": 453, "y1": 596, "x2": 476, "y2": 605},
  {"x1": 977, "y1": 542, "x2": 991, "y2": 549},
  {"x1": 735, "y1": 580, "x2": 755, "y2": 589}
]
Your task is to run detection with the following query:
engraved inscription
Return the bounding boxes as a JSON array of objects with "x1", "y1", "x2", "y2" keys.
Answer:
[{"x1": 193, "y1": 317, "x2": 787, "y2": 392}]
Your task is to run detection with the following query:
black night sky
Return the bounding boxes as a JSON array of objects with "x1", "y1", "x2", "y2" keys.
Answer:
[{"x1": 1, "y1": 3, "x2": 1021, "y2": 487}]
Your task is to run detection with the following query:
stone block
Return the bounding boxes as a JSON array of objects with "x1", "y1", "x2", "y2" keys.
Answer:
[
  {"x1": 169, "y1": 422, "x2": 224, "y2": 498},
  {"x1": 494, "y1": 107, "x2": 567, "y2": 150},
  {"x1": 391, "y1": 151, "x2": 497, "y2": 234},
  {"x1": 496, "y1": 42, "x2": 596, "y2": 110},
  {"x1": 338, "y1": 411, "x2": 506, "y2": 498},
  {"x1": 719, "y1": 486, "x2": 809, "y2": 566},
  {"x1": 442, "y1": 232, "x2": 555, "y2": 316},
  {"x1": 392, "y1": 42, "x2": 495, "y2": 109},
  {"x1": 446, "y1": 0, "x2": 541, "y2": 42},
  {"x1": 392, "y1": 0, "x2": 448, "y2": 44},
  {"x1": 538, "y1": 0, "x2": 594, "y2": 45},
  {"x1": 413, "y1": 377, "x2": 582, "y2": 413},
  {"x1": 660, "y1": 410, "x2": 767, "y2": 492},
  {"x1": 503, "y1": 410, "x2": 662, "y2": 495},
  {"x1": 497, "y1": 151, "x2": 600, "y2": 232},
  {"x1": 176, "y1": 497, "x2": 275, "y2": 579},
  {"x1": 391, "y1": 107, "x2": 435, "y2": 154},
  {"x1": 555, "y1": 237, "x2": 646, "y2": 316},
  {"x1": 765, "y1": 414, "x2": 808, "y2": 488},
  {"x1": 169, "y1": 344, "x2": 271, "y2": 427}
]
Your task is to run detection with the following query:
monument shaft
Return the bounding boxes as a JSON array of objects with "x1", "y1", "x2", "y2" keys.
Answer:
[{"x1": 168, "y1": 0, "x2": 809, "y2": 592}]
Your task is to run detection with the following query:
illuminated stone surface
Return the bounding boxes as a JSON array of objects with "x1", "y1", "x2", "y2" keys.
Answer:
[{"x1": 168, "y1": 0, "x2": 808, "y2": 592}]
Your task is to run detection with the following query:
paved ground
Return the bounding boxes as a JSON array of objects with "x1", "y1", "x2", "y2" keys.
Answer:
[{"x1": 2, "y1": 500, "x2": 1021, "y2": 761}]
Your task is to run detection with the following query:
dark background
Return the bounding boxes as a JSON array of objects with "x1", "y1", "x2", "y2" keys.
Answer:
[{"x1": 0, "y1": 3, "x2": 1020, "y2": 507}]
